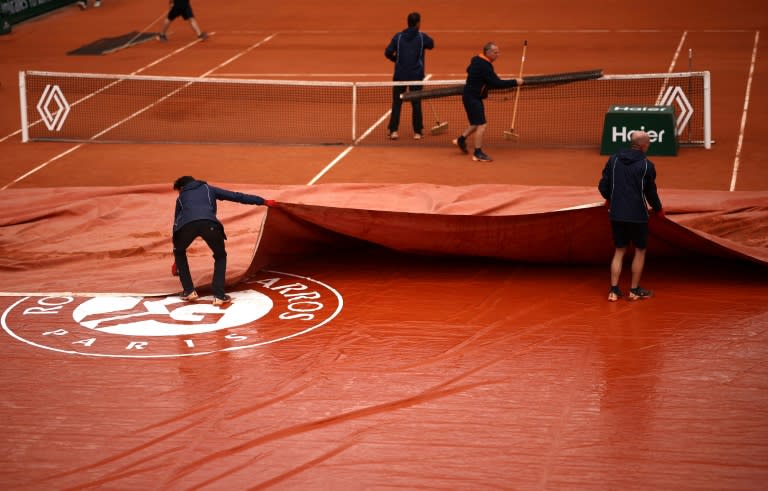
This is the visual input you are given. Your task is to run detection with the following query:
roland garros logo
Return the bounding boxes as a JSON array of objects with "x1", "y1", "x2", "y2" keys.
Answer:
[{"x1": 1, "y1": 271, "x2": 342, "y2": 358}]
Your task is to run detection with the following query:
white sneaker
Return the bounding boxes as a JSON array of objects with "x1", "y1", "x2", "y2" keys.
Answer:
[
  {"x1": 94, "y1": 0, "x2": 101, "y2": 7},
  {"x1": 388, "y1": 131, "x2": 399, "y2": 140},
  {"x1": 413, "y1": 133, "x2": 422, "y2": 140},
  {"x1": 77, "y1": 1, "x2": 86, "y2": 9}
]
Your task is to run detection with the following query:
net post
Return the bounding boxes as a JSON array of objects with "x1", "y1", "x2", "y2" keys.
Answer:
[
  {"x1": 18, "y1": 71, "x2": 29, "y2": 143},
  {"x1": 352, "y1": 82, "x2": 357, "y2": 142},
  {"x1": 687, "y1": 50, "x2": 693, "y2": 142},
  {"x1": 703, "y1": 70, "x2": 712, "y2": 149}
]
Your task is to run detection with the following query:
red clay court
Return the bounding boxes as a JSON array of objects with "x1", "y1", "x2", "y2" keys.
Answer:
[{"x1": 1, "y1": 1, "x2": 767, "y2": 489}]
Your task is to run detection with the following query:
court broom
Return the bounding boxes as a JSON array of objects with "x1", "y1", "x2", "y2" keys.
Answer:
[
  {"x1": 429, "y1": 100, "x2": 448, "y2": 134},
  {"x1": 102, "y1": 12, "x2": 168, "y2": 55},
  {"x1": 504, "y1": 40, "x2": 527, "y2": 140}
]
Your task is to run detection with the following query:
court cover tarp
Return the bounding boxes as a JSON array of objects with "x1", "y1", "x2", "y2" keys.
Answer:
[
  {"x1": 0, "y1": 183, "x2": 766, "y2": 295},
  {"x1": 67, "y1": 32, "x2": 158, "y2": 55}
]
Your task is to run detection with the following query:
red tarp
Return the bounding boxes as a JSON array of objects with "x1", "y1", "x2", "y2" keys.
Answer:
[{"x1": 1, "y1": 183, "x2": 766, "y2": 295}]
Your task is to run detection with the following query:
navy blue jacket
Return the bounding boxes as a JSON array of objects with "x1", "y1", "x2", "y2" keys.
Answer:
[
  {"x1": 173, "y1": 180, "x2": 265, "y2": 233},
  {"x1": 385, "y1": 27, "x2": 434, "y2": 81},
  {"x1": 463, "y1": 55, "x2": 518, "y2": 99},
  {"x1": 598, "y1": 148, "x2": 662, "y2": 223}
]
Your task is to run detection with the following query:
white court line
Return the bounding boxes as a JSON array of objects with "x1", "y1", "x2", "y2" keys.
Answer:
[
  {"x1": 2, "y1": 33, "x2": 279, "y2": 190},
  {"x1": 2, "y1": 145, "x2": 86, "y2": 190},
  {"x1": 307, "y1": 146, "x2": 354, "y2": 186},
  {"x1": 654, "y1": 31, "x2": 687, "y2": 104},
  {"x1": 667, "y1": 31, "x2": 688, "y2": 73},
  {"x1": 306, "y1": 74, "x2": 434, "y2": 186},
  {"x1": 196, "y1": 33, "x2": 276, "y2": 77},
  {"x1": 730, "y1": 30, "x2": 760, "y2": 192}
]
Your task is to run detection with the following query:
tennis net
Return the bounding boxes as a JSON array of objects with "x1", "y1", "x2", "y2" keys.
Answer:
[{"x1": 19, "y1": 70, "x2": 711, "y2": 148}]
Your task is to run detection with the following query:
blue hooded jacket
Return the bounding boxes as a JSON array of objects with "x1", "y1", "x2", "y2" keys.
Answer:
[
  {"x1": 463, "y1": 54, "x2": 519, "y2": 99},
  {"x1": 173, "y1": 180, "x2": 265, "y2": 234},
  {"x1": 598, "y1": 148, "x2": 662, "y2": 223},
  {"x1": 385, "y1": 27, "x2": 434, "y2": 81}
]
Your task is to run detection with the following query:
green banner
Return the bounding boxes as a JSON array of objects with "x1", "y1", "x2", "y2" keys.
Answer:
[
  {"x1": 600, "y1": 105, "x2": 679, "y2": 156},
  {"x1": 0, "y1": 0, "x2": 78, "y2": 25}
]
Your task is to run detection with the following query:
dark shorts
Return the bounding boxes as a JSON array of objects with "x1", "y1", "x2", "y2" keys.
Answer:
[
  {"x1": 611, "y1": 221, "x2": 649, "y2": 249},
  {"x1": 462, "y1": 95, "x2": 486, "y2": 126},
  {"x1": 168, "y1": 0, "x2": 194, "y2": 21}
]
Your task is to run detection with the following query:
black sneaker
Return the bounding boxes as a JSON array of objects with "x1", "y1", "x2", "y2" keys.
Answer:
[
  {"x1": 629, "y1": 287, "x2": 653, "y2": 300},
  {"x1": 607, "y1": 285, "x2": 623, "y2": 302},
  {"x1": 452, "y1": 135, "x2": 468, "y2": 154},
  {"x1": 472, "y1": 149, "x2": 492, "y2": 162}
]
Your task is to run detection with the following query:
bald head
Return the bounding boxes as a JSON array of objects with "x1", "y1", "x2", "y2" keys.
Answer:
[{"x1": 630, "y1": 130, "x2": 651, "y2": 151}]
